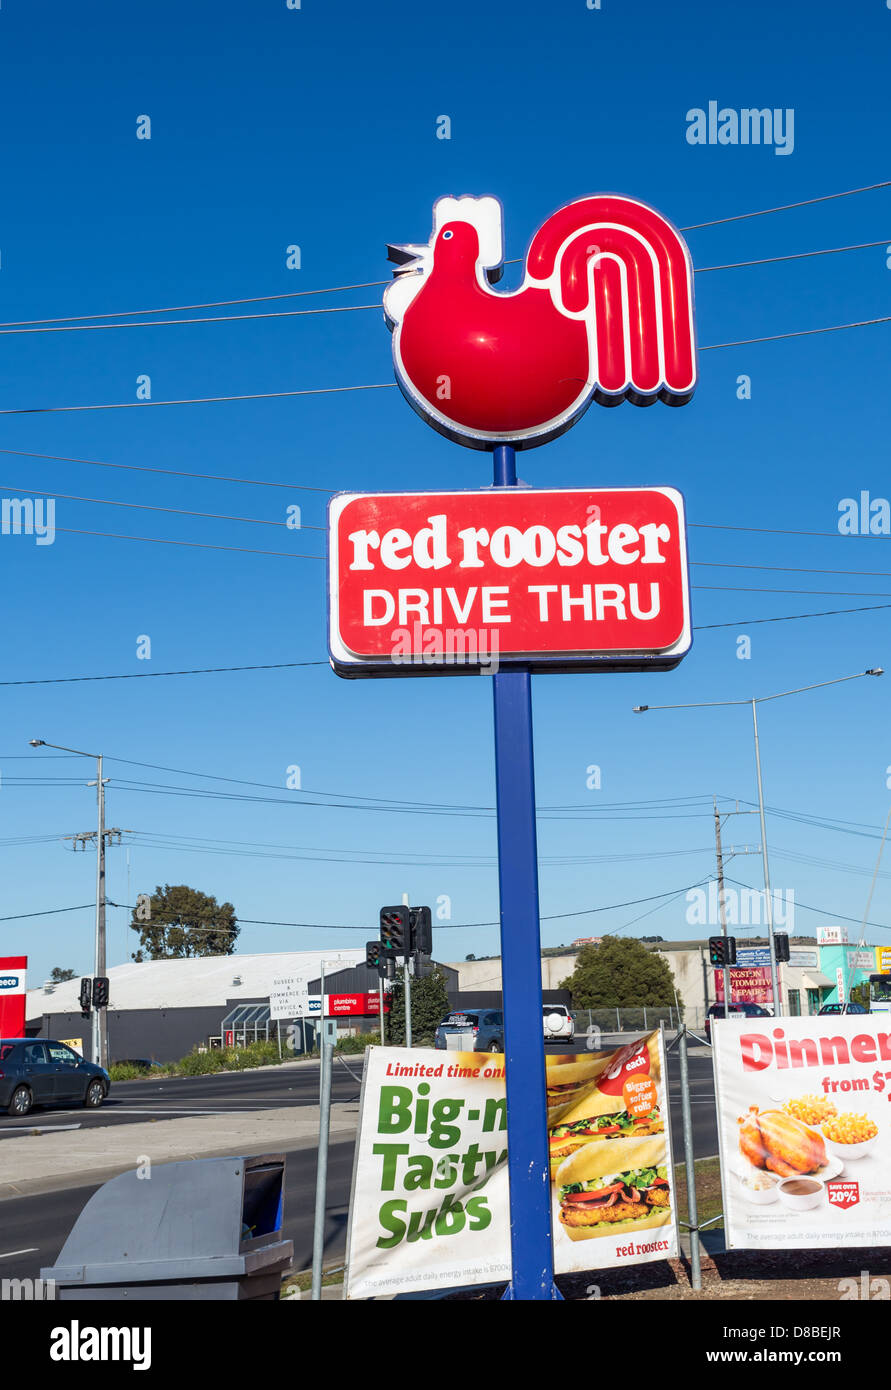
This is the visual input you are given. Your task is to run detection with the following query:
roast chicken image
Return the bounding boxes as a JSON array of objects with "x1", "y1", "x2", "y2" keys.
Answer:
[
  {"x1": 738, "y1": 1105, "x2": 827, "y2": 1177},
  {"x1": 384, "y1": 194, "x2": 697, "y2": 450}
]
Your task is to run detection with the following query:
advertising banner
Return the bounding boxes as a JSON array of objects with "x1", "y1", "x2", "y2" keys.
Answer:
[
  {"x1": 715, "y1": 967, "x2": 773, "y2": 1005},
  {"x1": 0, "y1": 956, "x2": 27, "y2": 1037},
  {"x1": 713, "y1": 1014, "x2": 891, "y2": 1250},
  {"x1": 328, "y1": 487, "x2": 691, "y2": 678},
  {"x1": 344, "y1": 1032, "x2": 676, "y2": 1297}
]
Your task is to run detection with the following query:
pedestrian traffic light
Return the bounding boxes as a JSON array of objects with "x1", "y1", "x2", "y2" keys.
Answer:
[
  {"x1": 79, "y1": 977, "x2": 92, "y2": 1017},
  {"x1": 92, "y1": 976, "x2": 110, "y2": 1008},
  {"x1": 409, "y1": 906, "x2": 432, "y2": 956},
  {"x1": 366, "y1": 940, "x2": 382, "y2": 971},
  {"x1": 385, "y1": 956, "x2": 396, "y2": 980},
  {"x1": 380, "y1": 906, "x2": 410, "y2": 954},
  {"x1": 774, "y1": 933, "x2": 790, "y2": 963},
  {"x1": 708, "y1": 936, "x2": 737, "y2": 967}
]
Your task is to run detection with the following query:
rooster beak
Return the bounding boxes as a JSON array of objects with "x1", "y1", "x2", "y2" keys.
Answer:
[{"x1": 387, "y1": 242, "x2": 428, "y2": 276}]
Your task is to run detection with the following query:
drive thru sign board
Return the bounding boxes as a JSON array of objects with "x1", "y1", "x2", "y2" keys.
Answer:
[{"x1": 328, "y1": 487, "x2": 691, "y2": 677}]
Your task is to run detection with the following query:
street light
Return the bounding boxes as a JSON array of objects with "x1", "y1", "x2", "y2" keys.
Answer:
[
  {"x1": 633, "y1": 669, "x2": 883, "y2": 1016},
  {"x1": 29, "y1": 739, "x2": 108, "y2": 1068}
]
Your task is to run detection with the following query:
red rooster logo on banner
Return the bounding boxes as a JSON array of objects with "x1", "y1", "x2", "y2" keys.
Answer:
[{"x1": 385, "y1": 195, "x2": 697, "y2": 451}]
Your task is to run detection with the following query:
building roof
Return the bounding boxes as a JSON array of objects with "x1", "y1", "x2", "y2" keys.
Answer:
[{"x1": 26, "y1": 949, "x2": 366, "y2": 1020}]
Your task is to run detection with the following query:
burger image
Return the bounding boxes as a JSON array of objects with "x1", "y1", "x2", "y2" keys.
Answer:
[
  {"x1": 549, "y1": 1088, "x2": 665, "y2": 1177},
  {"x1": 545, "y1": 1057, "x2": 611, "y2": 1122},
  {"x1": 555, "y1": 1135, "x2": 672, "y2": 1241}
]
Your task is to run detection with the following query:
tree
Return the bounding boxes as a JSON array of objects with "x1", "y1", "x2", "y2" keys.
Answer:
[
  {"x1": 386, "y1": 965, "x2": 450, "y2": 1046},
  {"x1": 129, "y1": 884, "x2": 238, "y2": 960},
  {"x1": 560, "y1": 936, "x2": 677, "y2": 1009},
  {"x1": 50, "y1": 966, "x2": 76, "y2": 982},
  {"x1": 465, "y1": 953, "x2": 476, "y2": 961}
]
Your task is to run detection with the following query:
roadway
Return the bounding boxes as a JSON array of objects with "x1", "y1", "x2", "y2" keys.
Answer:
[{"x1": 0, "y1": 1056, "x2": 363, "y2": 1134}]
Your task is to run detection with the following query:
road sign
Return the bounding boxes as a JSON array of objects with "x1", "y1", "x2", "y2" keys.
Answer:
[
  {"x1": 335, "y1": 190, "x2": 698, "y2": 1302},
  {"x1": 329, "y1": 487, "x2": 691, "y2": 677},
  {"x1": 269, "y1": 975, "x2": 310, "y2": 1020}
]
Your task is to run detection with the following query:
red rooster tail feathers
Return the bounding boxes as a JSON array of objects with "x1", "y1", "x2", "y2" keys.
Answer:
[{"x1": 526, "y1": 196, "x2": 696, "y2": 406}]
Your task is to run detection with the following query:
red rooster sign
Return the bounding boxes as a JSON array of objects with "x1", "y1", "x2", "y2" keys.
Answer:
[{"x1": 385, "y1": 194, "x2": 697, "y2": 451}]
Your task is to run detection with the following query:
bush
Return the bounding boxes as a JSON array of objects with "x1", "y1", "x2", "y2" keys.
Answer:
[
  {"x1": 108, "y1": 1062, "x2": 162, "y2": 1082},
  {"x1": 335, "y1": 1032, "x2": 380, "y2": 1054},
  {"x1": 176, "y1": 1049, "x2": 226, "y2": 1076}
]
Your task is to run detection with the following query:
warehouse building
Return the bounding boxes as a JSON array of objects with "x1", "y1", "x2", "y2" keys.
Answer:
[{"x1": 25, "y1": 950, "x2": 385, "y2": 1063}]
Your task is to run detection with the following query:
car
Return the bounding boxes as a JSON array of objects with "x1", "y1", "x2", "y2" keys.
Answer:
[
  {"x1": 818, "y1": 1001, "x2": 869, "y2": 1015},
  {"x1": 543, "y1": 1004, "x2": 574, "y2": 1043},
  {"x1": 0, "y1": 1038, "x2": 110, "y2": 1117},
  {"x1": 434, "y1": 1010, "x2": 504, "y2": 1053},
  {"x1": 704, "y1": 1002, "x2": 771, "y2": 1042}
]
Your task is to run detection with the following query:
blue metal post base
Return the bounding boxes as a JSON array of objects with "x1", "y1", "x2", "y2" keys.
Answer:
[{"x1": 492, "y1": 443, "x2": 562, "y2": 1301}]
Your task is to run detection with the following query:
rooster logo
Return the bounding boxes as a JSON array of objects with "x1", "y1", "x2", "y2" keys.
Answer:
[{"x1": 385, "y1": 194, "x2": 697, "y2": 451}]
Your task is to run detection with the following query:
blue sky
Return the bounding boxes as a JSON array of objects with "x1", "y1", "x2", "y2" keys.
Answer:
[{"x1": 1, "y1": 0, "x2": 890, "y2": 983}]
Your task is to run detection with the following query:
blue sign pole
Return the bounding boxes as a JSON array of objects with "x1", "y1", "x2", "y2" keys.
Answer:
[{"x1": 491, "y1": 443, "x2": 561, "y2": 1300}]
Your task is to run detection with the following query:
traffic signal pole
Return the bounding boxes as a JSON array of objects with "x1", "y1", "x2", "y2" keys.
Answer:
[
  {"x1": 401, "y1": 893, "x2": 413, "y2": 1047},
  {"x1": 492, "y1": 443, "x2": 561, "y2": 1302}
]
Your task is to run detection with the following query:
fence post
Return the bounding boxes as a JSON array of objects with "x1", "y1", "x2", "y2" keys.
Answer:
[
  {"x1": 643, "y1": 1005, "x2": 647, "y2": 1030},
  {"x1": 616, "y1": 1007, "x2": 620, "y2": 1032},
  {"x1": 678, "y1": 1025, "x2": 701, "y2": 1291}
]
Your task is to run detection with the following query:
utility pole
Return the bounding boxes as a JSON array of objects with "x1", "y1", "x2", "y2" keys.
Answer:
[
  {"x1": 66, "y1": 822, "x2": 124, "y2": 1071},
  {"x1": 93, "y1": 756, "x2": 107, "y2": 1069},
  {"x1": 713, "y1": 797, "x2": 731, "y2": 1013}
]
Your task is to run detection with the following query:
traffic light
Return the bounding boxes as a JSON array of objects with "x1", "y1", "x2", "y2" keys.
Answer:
[
  {"x1": 774, "y1": 933, "x2": 790, "y2": 963},
  {"x1": 380, "y1": 906, "x2": 410, "y2": 954},
  {"x1": 366, "y1": 940, "x2": 382, "y2": 971},
  {"x1": 79, "y1": 977, "x2": 92, "y2": 1018},
  {"x1": 92, "y1": 976, "x2": 110, "y2": 1008},
  {"x1": 385, "y1": 957, "x2": 396, "y2": 980},
  {"x1": 708, "y1": 936, "x2": 737, "y2": 967},
  {"x1": 409, "y1": 906, "x2": 432, "y2": 956}
]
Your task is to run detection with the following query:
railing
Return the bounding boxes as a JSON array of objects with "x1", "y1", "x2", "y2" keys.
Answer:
[{"x1": 573, "y1": 1005, "x2": 707, "y2": 1035}]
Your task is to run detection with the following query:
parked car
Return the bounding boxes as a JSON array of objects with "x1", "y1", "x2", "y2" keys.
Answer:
[
  {"x1": 818, "y1": 1001, "x2": 869, "y2": 1015},
  {"x1": 0, "y1": 1038, "x2": 110, "y2": 1117},
  {"x1": 543, "y1": 1004, "x2": 574, "y2": 1043},
  {"x1": 704, "y1": 1002, "x2": 771, "y2": 1042},
  {"x1": 434, "y1": 1010, "x2": 504, "y2": 1053}
]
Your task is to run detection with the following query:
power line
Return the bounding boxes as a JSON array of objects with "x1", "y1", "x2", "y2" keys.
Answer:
[
  {"x1": 0, "y1": 661, "x2": 327, "y2": 687},
  {"x1": 694, "y1": 602, "x2": 891, "y2": 628},
  {"x1": 693, "y1": 560, "x2": 891, "y2": 578},
  {"x1": 0, "y1": 280, "x2": 392, "y2": 328},
  {"x1": 695, "y1": 238, "x2": 890, "y2": 273},
  {"x1": 52, "y1": 526, "x2": 324, "y2": 558},
  {"x1": 0, "y1": 302, "x2": 380, "y2": 336},
  {"x1": 723, "y1": 876, "x2": 891, "y2": 933},
  {"x1": 0, "y1": 446, "x2": 334, "y2": 492},
  {"x1": 0, "y1": 381, "x2": 395, "y2": 416},
  {"x1": 0, "y1": 314, "x2": 887, "y2": 418},
  {"x1": 0, "y1": 482, "x2": 326, "y2": 530},
  {"x1": 2, "y1": 179, "x2": 886, "y2": 331},
  {"x1": 691, "y1": 521, "x2": 889, "y2": 542},
  {"x1": 700, "y1": 314, "x2": 891, "y2": 352},
  {"x1": 693, "y1": 583, "x2": 891, "y2": 597},
  {"x1": 0, "y1": 240, "x2": 885, "y2": 337},
  {"x1": 679, "y1": 179, "x2": 891, "y2": 231}
]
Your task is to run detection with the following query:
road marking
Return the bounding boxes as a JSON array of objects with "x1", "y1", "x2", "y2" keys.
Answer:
[{"x1": 0, "y1": 1248, "x2": 38, "y2": 1260}]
